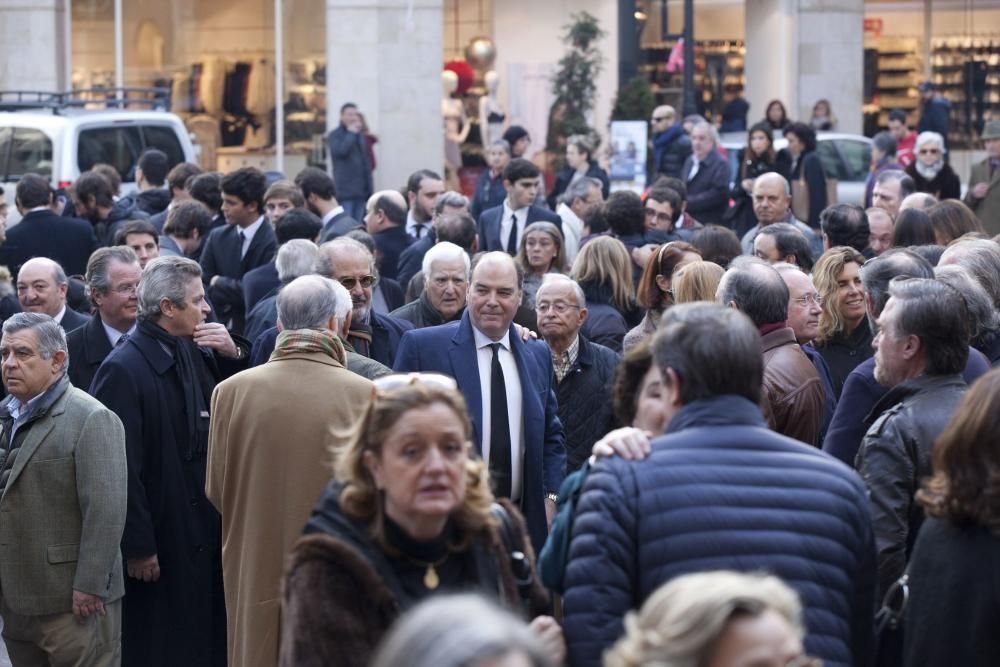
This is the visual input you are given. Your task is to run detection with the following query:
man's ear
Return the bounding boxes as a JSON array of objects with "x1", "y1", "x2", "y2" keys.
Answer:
[
  {"x1": 662, "y1": 366, "x2": 684, "y2": 410},
  {"x1": 901, "y1": 333, "x2": 922, "y2": 361}
]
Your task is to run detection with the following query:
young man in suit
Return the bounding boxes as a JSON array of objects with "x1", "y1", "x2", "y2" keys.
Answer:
[
  {"x1": 296, "y1": 167, "x2": 361, "y2": 242},
  {"x1": 0, "y1": 174, "x2": 97, "y2": 278},
  {"x1": 199, "y1": 167, "x2": 278, "y2": 334},
  {"x1": 0, "y1": 313, "x2": 127, "y2": 665},
  {"x1": 16, "y1": 257, "x2": 90, "y2": 334},
  {"x1": 404, "y1": 169, "x2": 444, "y2": 241},
  {"x1": 393, "y1": 251, "x2": 567, "y2": 551},
  {"x1": 478, "y1": 158, "x2": 561, "y2": 255}
]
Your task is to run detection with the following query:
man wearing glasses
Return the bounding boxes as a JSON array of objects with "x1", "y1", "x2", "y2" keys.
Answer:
[
  {"x1": 67, "y1": 247, "x2": 142, "y2": 392},
  {"x1": 648, "y1": 105, "x2": 691, "y2": 182}
]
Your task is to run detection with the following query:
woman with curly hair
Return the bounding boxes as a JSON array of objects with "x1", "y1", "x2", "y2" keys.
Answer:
[
  {"x1": 906, "y1": 369, "x2": 1000, "y2": 666},
  {"x1": 279, "y1": 375, "x2": 554, "y2": 667},
  {"x1": 812, "y1": 246, "x2": 870, "y2": 398}
]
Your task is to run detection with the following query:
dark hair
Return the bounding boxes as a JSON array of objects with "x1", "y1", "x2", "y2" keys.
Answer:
[
  {"x1": 295, "y1": 167, "x2": 336, "y2": 200},
  {"x1": 604, "y1": 190, "x2": 645, "y2": 237},
  {"x1": 274, "y1": 208, "x2": 323, "y2": 244},
  {"x1": 646, "y1": 187, "x2": 682, "y2": 217},
  {"x1": 820, "y1": 204, "x2": 870, "y2": 255},
  {"x1": 891, "y1": 208, "x2": 936, "y2": 247},
  {"x1": 163, "y1": 200, "x2": 212, "y2": 239},
  {"x1": 501, "y1": 125, "x2": 529, "y2": 147},
  {"x1": 636, "y1": 241, "x2": 700, "y2": 311},
  {"x1": 886, "y1": 277, "x2": 969, "y2": 375},
  {"x1": 582, "y1": 202, "x2": 608, "y2": 235},
  {"x1": 114, "y1": 219, "x2": 159, "y2": 247},
  {"x1": 871, "y1": 131, "x2": 897, "y2": 158},
  {"x1": 91, "y1": 163, "x2": 122, "y2": 195},
  {"x1": 650, "y1": 176, "x2": 687, "y2": 202},
  {"x1": 918, "y1": 368, "x2": 1000, "y2": 533},
  {"x1": 188, "y1": 172, "x2": 223, "y2": 212},
  {"x1": 887, "y1": 109, "x2": 908, "y2": 125},
  {"x1": 717, "y1": 257, "x2": 790, "y2": 327},
  {"x1": 928, "y1": 200, "x2": 986, "y2": 244},
  {"x1": 436, "y1": 212, "x2": 478, "y2": 252},
  {"x1": 908, "y1": 244, "x2": 945, "y2": 267},
  {"x1": 652, "y1": 302, "x2": 763, "y2": 405},
  {"x1": 876, "y1": 170, "x2": 916, "y2": 198},
  {"x1": 406, "y1": 169, "x2": 443, "y2": 196},
  {"x1": 742, "y1": 122, "x2": 777, "y2": 179},
  {"x1": 74, "y1": 171, "x2": 115, "y2": 209},
  {"x1": 757, "y1": 222, "x2": 815, "y2": 271},
  {"x1": 857, "y1": 248, "x2": 933, "y2": 317},
  {"x1": 340, "y1": 102, "x2": 358, "y2": 114},
  {"x1": 783, "y1": 123, "x2": 817, "y2": 153},
  {"x1": 372, "y1": 193, "x2": 407, "y2": 226},
  {"x1": 166, "y1": 162, "x2": 202, "y2": 193},
  {"x1": 15, "y1": 173, "x2": 53, "y2": 209},
  {"x1": 137, "y1": 148, "x2": 169, "y2": 186},
  {"x1": 691, "y1": 225, "x2": 741, "y2": 268},
  {"x1": 221, "y1": 167, "x2": 267, "y2": 212},
  {"x1": 765, "y1": 99, "x2": 789, "y2": 128},
  {"x1": 613, "y1": 339, "x2": 654, "y2": 427},
  {"x1": 502, "y1": 158, "x2": 540, "y2": 184}
]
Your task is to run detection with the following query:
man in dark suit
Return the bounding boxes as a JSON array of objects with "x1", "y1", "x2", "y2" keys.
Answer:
[
  {"x1": 404, "y1": 169, "x2": 444, "y2": 241},
  {"x1": 296, "y1": 167, "x2": 361, "y2": 242},
  {"x1": 67, "y1": 246, "x2": 141, "y2": 392},
  {"x1": 242, "y1": 208, "x2": 322, "y2": 314},
  {"x1": 363, "y1": 189, "x2": 412, "y2": 282},
  {"x1": 681, "y1": 122, "x2": 731, "y2": 224},
  {"x1": 394, "y1": 251, "x2": 566, "y2": 551},
  {"x1": 0, "y1": 174, "x2": 97, "y2": 278},
  {"x1": 16, "y1": 257, "x2": 90, "y2": 333},
  {"x1": 199, "y1": 167, "x2": 277, "y2": 333},
  {"x1": 316, "y1": 237, "x2": 412, "y2": 367},
  {"x1": 396, "y1": 191, "x2": 471, "y2": 289},
  {"x1": 326, "y1": 103, "x2": 373, "y2": 220},
  {"x1": 478, "y1": 158, "x2": 561, "y2": 255}
]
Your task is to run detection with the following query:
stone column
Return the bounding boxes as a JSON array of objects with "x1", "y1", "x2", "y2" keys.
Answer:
[
  {"x1": 745, "y1": 0, "x2": 864, "y2": 135},
  {"x1": 0, "y1": 0, "x2": 69, "y2": 91},
  {"x1": 327, "y1": 0, "x2": 444, "y2": 191}
]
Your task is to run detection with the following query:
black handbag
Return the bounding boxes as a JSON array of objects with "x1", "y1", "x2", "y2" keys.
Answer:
[
  {"x1": 490, "y1": 503, "x2": 534, "y2": 614},
  {"x1": 874, "y1": 570, "x2": 909, "y2": 667}
]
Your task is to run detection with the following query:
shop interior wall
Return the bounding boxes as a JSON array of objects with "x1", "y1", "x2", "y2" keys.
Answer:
[
  {"x1": 865, "y1": 5, "x2": 1000, "y2": 38},
  {"x1": 491, "y1": 0, "x2": 618, "y2": 161}
]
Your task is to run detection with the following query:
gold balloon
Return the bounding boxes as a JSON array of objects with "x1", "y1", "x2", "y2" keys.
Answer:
[{"x1": 465, "y1": 37, "x2": 497, "y2": 71}]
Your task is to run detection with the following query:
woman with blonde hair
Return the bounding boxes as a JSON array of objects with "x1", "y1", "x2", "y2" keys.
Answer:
[
  {"x1": 604, "y1": 571, "x2": 811, "y2": 667},
  {"x1": 812, "y1": 246, "x2": 870, "y2": 398},
  {"x1": 572, "y1": 236, "x2": 642, "y2": 351},
  {"x1": 515, "y1": 221, "x2": 566, "y2": 309},
  {"x1": 672, "y1": 260, "x2": 725, "y2": 304},
  {"x1": 906, "y1": 368, "x2": 1000, "y2": 665},
  {"x1": 279, "y1": 375, "x2": 554, "y2": 667}
]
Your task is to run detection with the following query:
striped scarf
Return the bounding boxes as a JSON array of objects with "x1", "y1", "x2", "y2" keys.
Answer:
[{"x1": 270, "y1": 328, "x2": 347, "y2": 366}]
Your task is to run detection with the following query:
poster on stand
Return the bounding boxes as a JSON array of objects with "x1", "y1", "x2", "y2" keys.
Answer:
[{"x1": 609, "y1": 120, "x2": 647, "y2": 193}]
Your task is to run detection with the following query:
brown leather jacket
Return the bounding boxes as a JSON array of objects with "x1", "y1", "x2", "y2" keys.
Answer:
[{"x1": 760, "y1": 327, "x2": 825, "y2": 446}]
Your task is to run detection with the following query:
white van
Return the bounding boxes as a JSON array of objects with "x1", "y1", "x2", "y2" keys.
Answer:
[{"x1": 0, "y1": 89, "x2": 197, "y2": 224}]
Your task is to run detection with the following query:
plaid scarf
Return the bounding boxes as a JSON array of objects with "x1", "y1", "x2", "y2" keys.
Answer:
[{"x1": 270, "y1": 328, "x2": 347, "y2": 366}]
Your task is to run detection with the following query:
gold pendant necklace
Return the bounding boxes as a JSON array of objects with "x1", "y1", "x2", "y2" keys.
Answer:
[{"x1": 405, "y1": 552, "x2": 450, "y2": 590}]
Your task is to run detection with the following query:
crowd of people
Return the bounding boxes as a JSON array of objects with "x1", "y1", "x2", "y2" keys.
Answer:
[{"x1": 0, "y1": 94, "x2": 998, "y2": 667}]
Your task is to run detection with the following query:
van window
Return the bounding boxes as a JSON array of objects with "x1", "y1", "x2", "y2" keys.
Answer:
[
  {"x1": 142, "y1": 125, "x2": 185, "y2": 168},
  {"x1": 0, "y1": 127, "x2": 54, "y2": 180},
  {"x1": 77, "y1": 126, "x2": 143, "y2": 182}
]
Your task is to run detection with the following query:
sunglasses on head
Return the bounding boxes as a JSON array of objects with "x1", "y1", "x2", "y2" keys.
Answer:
[
  {"x1": 373, "y1": 372, "x2": 459, "y2": 395},
  {"x1": 337, "y1": 275, "x2": 376, "y2": 290}
]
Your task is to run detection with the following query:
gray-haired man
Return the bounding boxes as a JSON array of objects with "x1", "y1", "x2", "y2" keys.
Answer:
[{"x1": 0, "y1": 313, "x2": 127, "y2": 665}]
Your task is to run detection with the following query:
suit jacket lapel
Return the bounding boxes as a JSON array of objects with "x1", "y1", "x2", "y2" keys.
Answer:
[
  {"x1": 450, "y1": 314, "x2": 484, "y2": 450},
  {"x1": 83, "y1": 316, "x2": 113, "y2": 366},
  {"x1": 2, "y1": 392, "x2": 67, "y2": 499},
  {"x1": 488, "y1": 210, "x2": 502, "y2": 251}
]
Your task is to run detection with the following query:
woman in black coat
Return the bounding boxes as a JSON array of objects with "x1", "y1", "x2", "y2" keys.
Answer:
[
  {"x1": 904, "y1": 131, "x2": 961, "y2": 201},
  {"x1": 547, "y1": 135, "x2": 609, "y2": 209},
  {"x1": 905, "y1": 368, "x2": 1000, "y2": 667},
  {"x1": 727, "y1": 122, "x2": 788, "y2": 237},
  {"x1": 783, "y1": 122, "x2": 828, "y2": 229}
]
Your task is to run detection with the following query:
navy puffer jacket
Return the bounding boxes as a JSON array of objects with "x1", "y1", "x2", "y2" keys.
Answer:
[{"x1": 563, "y1": 395, "x2": 876, "y2": 667}]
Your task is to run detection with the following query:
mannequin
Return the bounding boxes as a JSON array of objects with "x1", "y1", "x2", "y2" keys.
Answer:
[
  {"x1": 478, "y1": 70, "x2": 507, "y2": 148},
  {"x1": 442, "y1": 70, "x2": 469, "y2": 188}
]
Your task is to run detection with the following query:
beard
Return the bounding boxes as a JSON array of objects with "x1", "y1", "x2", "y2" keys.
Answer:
[{"x1": 915, "y1": 159, "x2": 943, "y2": 181}]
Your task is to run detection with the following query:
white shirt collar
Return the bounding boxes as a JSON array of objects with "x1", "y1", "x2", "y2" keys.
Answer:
[
  {"x1": 53, "y1": 304, "x2": 67, "y2": 324},
  {"x1": 240, "y1": 216, "x2": 265, "y2": 241},
  {"x1": 473, "y1": 325, "x2": 511, "y2": 350},
  {"x1": 101, "y1": 318, "x2": 135, "y2": 348},
  {"x1": 28, "y1": 206, "x2": 50, "y2": 213},
  {"x1": 502, "y1": 199, "x2": 529, "y2": 217},
  {"x1": 406, "y1": 210, "x2": 430, "y2": 237},
  {"x1": 322, "y1": 206, "x2": 344, "y2": 225}
]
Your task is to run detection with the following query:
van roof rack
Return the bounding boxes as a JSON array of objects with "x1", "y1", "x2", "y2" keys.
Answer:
[{"x1": 0, "y1": 87, "x2": 171, "y2": 114}]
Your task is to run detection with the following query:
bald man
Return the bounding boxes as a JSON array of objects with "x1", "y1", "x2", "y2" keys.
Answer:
[
  {"x1": 16, "y1": 257, "x2": 91, "y2": 333},
  {"x1": 649, "y1": 104, "x2": 692, "y2": 181},
  {"x1": 363, "y1": 189, "x2": 412, "y2": 281},
  {"x1": 741, "y1": 173, "x2": 823, "y2": 258}
]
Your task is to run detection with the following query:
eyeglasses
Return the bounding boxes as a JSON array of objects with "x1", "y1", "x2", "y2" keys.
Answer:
[
  {"x1": 112, "y1": 283, "x2": 139, "y2": 295},
  {"x1": 373, "y1": 372, "x2": 459, "y2": 394},
  {"x1": 535, "y1": 301, "x2": 581, "y2": 314},
  {"x1": 337, "y1": 274, "x2": 377, "y2": 290},
  {"x1": 793, "y1": 293, "x2": 823, "y2": 307},
  {"x1": 918, "y1": 148, "x2": 941, "y2": 155}
]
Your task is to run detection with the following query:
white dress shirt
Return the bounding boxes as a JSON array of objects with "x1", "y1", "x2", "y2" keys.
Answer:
[
  {"x1": 53, "y1": 305, "x2": 67, "y2": 325},
  {"x1": 322, "y1": 205, "x2": 345, "y2": 227},
  {"x1": 473, "y1": 326, "x2": 524, "y2": 502},
  {"x1": 688, "y1": 157, "x2": 701, "y2": 181},
  {"x1": 239, "y1": 217, "x2": 265, "y2": 258},
  {"x1": 499, "y1": 200, "x2": 529, "y2": 252},
  {"x1": 405, "y1": 211, "x2": 430, "y2": 240}
]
